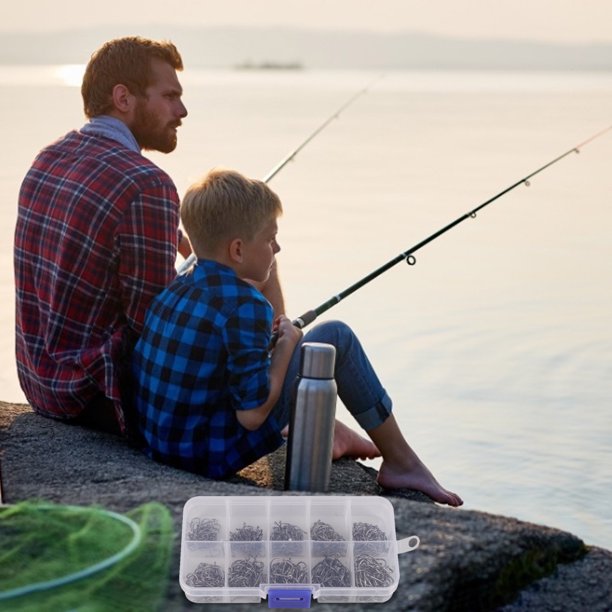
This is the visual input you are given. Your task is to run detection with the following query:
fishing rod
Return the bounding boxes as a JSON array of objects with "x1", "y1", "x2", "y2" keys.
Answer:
[
  {"x1": 177, "y1": 74, "x2": 383, "y2": 275},
  {"x1": 263, "y1": 74, "x2": 384, "y2": 184},
  {"x1": 287, "y1": 125, "x2": 612, "y2": 333}
]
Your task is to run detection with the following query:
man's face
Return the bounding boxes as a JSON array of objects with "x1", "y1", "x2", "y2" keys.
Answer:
[{"x1": 131, "y1": 58, "x2": 187, "y2": 153}]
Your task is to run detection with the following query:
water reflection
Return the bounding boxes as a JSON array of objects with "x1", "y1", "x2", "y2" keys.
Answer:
[
  {"x1": 53, "y1": 64, "x2": 85, "y2": 87},
  {"x1": 0, "y1": 64, "x2": 85, "y2": 87}
]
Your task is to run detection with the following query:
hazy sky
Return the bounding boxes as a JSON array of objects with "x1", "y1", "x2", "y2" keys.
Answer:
[{"x1": 2, "y1": 0, "x2": 612, "y2": 44}]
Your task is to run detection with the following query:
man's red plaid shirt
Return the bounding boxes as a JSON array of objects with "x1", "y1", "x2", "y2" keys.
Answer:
[{"x1": 14, "y1": 130, "x2": 180, "y2": 431}]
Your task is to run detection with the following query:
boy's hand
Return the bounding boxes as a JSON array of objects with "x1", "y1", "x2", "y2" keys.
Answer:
[{"x1": 273, "y1": 315, "x2": 302, "y2": 346}]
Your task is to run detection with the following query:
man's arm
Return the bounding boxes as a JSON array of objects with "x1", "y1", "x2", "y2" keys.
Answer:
[
  {"x1": 118, "y1": 186, "x2": 179, "y2": 333},
  {"x1": 177, "y1": 230, "x2": 192, "y2": 259},
  {"x1": 249, "y1": 261, "x2": 285, "y2": 316}
]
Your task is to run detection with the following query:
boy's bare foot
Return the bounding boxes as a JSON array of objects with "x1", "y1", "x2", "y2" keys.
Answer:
[
  {"x1": 332, "y1": 420, "x2": 381, "y2": 460},
  {"x1": 377, "y1": 460, "x2": 463, "y2": 507}
]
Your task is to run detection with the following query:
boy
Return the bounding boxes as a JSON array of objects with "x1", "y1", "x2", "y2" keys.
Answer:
[{"x1": 131, "y1": 169, "x2": 462, "y2": 506}]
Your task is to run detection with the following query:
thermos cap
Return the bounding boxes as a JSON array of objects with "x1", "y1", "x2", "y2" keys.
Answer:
[{"x1": 299, "y1": 342, "x2": 336, "y2": 379}]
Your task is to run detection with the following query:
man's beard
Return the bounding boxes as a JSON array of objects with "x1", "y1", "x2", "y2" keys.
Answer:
[{"x1": 131, "y1": 101, "x2": 178, "y2": 153}]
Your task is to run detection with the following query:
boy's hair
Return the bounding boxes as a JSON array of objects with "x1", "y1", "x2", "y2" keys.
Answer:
[
  {"x1": 81, "y1": 36, "x2": 183, "y2": 118},
  {"x1": 181, "y1": 168, "x2": 283, "y2": 257}
]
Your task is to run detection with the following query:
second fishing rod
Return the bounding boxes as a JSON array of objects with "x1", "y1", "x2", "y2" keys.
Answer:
[
  {"x1": 177, "y1": 75, "x2": 382, "y2": 275},
  {"x1": 284, "y1": 125, "x2": 612, "y2": 334}
]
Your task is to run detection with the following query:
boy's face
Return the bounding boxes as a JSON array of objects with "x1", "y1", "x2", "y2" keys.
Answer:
[{"x1": 241, "y1": 217, "x2": 280, "y2": 283}]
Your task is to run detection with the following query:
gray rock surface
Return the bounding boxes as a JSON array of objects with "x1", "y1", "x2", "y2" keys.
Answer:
[{"x1": 1, "y1": 402, "x2": 611, "y2": 611}]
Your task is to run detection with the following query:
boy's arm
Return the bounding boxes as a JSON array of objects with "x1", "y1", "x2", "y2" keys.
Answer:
[{"x1": 235, "y1": 315, "x2": 301, "y2": 431}]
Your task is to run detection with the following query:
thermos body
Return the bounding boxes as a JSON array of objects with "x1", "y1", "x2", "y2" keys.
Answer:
[{"x1": 285, "y1": 342, "x2": 338, "y2": 492}]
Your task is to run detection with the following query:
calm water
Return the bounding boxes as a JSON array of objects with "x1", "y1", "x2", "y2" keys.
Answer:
[{"x1": 1, "y1": 66, "x2": 611, "y2": 549}]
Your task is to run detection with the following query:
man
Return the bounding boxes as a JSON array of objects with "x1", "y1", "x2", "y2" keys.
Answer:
[{"x1": 14, "y1": 36, "x2": 190, "y2": 434}]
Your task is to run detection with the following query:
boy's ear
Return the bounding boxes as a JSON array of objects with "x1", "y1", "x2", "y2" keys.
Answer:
[{"x1": 228, "y1": 238, "x2": 244, "y2": 263}]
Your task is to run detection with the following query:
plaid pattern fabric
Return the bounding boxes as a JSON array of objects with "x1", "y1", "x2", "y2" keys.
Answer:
[
  {"x1": 14, "y1": 130, "x2": 180, "y2": 430},
  {"x1": 131, "y1": 259, "x2": 284, "y2": 479}
]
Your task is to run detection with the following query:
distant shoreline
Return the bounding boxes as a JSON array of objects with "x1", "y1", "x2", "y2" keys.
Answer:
[{"x1": 2, "y1": 26, "x2": 612, "y2": 71}]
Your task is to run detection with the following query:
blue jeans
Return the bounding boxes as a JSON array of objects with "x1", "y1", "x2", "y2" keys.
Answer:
[{"x1": 272, "y1": 320, "x2": 393, "y2": 431}]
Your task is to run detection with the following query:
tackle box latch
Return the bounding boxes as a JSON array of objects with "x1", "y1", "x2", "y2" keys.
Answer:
[{"x1": 268, "y1": 587, "x2": 313, "y2": 608}]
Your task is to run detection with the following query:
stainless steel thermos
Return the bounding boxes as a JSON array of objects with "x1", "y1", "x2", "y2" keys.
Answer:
[{"x1": 285, "y1": 342, "x2": 338, "y2": 492}]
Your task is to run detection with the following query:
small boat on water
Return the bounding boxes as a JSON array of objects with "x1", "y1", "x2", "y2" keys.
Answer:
[{"x1": 234, "y1": 60, "x2": 303, "y2": 71}]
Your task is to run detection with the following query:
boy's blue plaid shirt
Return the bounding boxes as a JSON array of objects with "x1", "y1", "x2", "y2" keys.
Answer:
[{"x1": 131, "y1": 259, "x2": 284, "y2": 478}]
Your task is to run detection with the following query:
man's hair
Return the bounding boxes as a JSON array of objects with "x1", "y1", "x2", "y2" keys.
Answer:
[
  {"x1": 81, "y1": 36, "x2": 183, "y2": 118},
  {"x1": 181, "y1": 168, "x2": 283, "y2": 257}
]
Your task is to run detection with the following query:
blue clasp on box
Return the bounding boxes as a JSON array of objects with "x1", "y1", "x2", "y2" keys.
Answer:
[{"x1": 268, "y1": 588, "x2": 313, "y2": 608}]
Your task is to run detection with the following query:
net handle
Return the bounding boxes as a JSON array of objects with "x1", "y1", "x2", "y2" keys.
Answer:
[{"x1": 0, "y1": 504, "x2": 142, "y2": 601}]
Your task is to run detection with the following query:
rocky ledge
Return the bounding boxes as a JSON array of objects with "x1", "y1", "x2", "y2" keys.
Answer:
[{"x1": 1, "y1": 401, "x2": 610, "y2": 611}]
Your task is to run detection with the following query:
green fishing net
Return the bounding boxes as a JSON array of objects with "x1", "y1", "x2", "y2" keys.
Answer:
[{"x1": 0, "y1": 500, "x2": 174, "y2": 611}]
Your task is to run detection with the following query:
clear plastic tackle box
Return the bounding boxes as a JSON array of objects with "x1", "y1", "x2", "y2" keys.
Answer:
[{"x1": 179, "y1": 495, "x2": 419, "y2": 607}]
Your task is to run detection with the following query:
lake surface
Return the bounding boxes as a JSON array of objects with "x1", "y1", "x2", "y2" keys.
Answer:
[{"x1": 1, "y1": 66, "x2": 611, "y2": 549}]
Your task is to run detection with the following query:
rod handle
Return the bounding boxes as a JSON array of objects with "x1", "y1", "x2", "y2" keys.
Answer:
[{"x1": 269, "y1": 310, "x2": 318, "y2": 349}]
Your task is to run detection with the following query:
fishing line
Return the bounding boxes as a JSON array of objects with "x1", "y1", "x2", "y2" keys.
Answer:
[
  {"x1": 177, "y1": 75, "x2": 383, "y2": 275},
  {"x1": 285, "y1": 125, "x2": 612, "y2": 334}
]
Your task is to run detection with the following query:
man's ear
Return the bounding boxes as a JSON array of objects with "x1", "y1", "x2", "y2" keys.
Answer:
[
  {"x1": 111, "y1": 83, "x2": 135, "y2": 114},
  {"x1": 228, "y1": 238, "x2": 244, "y2": 263}
]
